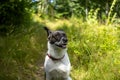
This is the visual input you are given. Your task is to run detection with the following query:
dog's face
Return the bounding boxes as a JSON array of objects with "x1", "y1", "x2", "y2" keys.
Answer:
[{"x1": 44, "y1": 27, "x2": 68, "y2": 49}]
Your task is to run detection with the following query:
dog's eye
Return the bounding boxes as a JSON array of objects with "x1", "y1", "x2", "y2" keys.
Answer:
[
  {"x1": 52, "y1": 36, "x2": 57, "y2": 40},
  {"x1": 56, "y1": 35, "x2": 59, "y2": 39},
  {"x1": 62, "y1": 33, "x2": 66, "y2": 37}
]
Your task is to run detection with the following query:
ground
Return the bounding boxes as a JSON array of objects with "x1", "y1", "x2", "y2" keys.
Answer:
[{"x1": 36, "y1": 63, "x2": 44, "y2": 80}]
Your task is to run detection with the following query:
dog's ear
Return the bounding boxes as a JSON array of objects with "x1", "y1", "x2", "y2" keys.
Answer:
[{"x1": 44, "y1": 26, "x2": 52, "y2": 36}]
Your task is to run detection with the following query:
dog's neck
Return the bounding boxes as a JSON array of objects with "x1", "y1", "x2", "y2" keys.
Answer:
[{"x1": 47, "y1": 42, "x2": 67, "y2": 59}]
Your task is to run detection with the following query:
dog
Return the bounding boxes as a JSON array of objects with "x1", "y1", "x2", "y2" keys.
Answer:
[{"x1": 44, "y1": 27, "x2": 72, "y2": 80}]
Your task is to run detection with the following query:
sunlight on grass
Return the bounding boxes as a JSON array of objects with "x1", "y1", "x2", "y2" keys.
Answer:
[
  {"x1": 0, "y1": 14, "x2": 120, "y2": 80},
  {"x1": 71, "y1": 68, "x2": 87, "y2": 80},
  {"x1": 45, "y1": 17, "x2": 120, "y2": 80},
  {"x1": 32, "y1": 14, "x2": 72, "y2": 29}
]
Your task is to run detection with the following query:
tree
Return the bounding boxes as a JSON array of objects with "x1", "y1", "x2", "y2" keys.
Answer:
[
  {"x1": 0, "y1": 0, "x2": 32, "y2": 25},
  {"x1": 0, "y1": 0, "x2": 32, "y2": 35}
]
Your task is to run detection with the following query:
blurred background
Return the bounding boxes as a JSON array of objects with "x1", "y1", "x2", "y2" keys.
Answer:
[{"x1": 0, "y1": 0, "x2": 120, "y2": 80}]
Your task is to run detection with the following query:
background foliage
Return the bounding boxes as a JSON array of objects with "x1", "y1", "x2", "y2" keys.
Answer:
[{"x1": 0, "y1": 0, "x2": 120, "y2": 80}]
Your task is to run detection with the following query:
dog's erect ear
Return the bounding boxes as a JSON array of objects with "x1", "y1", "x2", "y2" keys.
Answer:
[{"x1": 44, "y1": 26, "x2": 52, "y2": 36}]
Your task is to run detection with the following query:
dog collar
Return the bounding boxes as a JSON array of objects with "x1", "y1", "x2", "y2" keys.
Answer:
[{"x1": 47, "y1": 54, "x2": 65, "y2": 61}]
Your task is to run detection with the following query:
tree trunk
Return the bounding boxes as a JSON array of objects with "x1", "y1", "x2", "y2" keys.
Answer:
[
  {"x1": 85, "y1": 0, "x2": 88, "y2": 19},
  {"x1": 106, "y1": 0, "x2": 109, "y2": 17}
]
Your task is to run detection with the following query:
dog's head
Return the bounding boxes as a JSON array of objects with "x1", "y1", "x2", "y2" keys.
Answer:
[{"x1": 44, "y1": 27, "x2": 68, "y2": 49}]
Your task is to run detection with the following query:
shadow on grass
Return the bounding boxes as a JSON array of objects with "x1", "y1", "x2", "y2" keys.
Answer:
[{"x1": 0, "y1": 21, "x2": 47, "y2": 80}]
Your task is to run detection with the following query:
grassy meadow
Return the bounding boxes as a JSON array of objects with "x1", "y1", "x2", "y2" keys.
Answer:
[
  {"x1": 0, "y1": 14, "x2": 120, "y2": 80},
  {"x1": 45, "y1": 17, "x2": 120, "y2": 80}
]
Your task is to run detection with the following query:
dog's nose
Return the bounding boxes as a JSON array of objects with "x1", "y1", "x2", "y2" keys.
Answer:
[{"x1": 63, "y1": 38, "x2": 68, "y2": 43}]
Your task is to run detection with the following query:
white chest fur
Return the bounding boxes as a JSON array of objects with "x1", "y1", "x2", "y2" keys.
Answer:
[{"x1": 44, "y1": 42, "x2": 71, "y2": 80}]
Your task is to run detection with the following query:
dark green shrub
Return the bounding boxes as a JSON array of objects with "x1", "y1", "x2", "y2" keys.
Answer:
[{"x1": 0, "y1": 0, "x2": 32, "y2": 35}]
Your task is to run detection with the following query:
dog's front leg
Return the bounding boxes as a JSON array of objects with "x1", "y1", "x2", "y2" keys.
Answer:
[
  {"x1": 65, "y1": 76, "x2": 72, "y2": 80},
  {"x1": 45, "y1": 72, "x2": 51, "y2": 80}
]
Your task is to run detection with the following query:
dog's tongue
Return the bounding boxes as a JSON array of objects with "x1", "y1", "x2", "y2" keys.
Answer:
[{"x1": 61, "y1": 44, "x2": 66, "y2": 48}]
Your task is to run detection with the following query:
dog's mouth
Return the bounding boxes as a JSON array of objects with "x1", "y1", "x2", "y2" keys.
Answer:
[{"x1": 55, "y1": 43, "x2": 67, "y2": 49}]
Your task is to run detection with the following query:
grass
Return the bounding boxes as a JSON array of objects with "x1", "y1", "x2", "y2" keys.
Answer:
[
  {"x1": 0, "y1": 15, "x2": 120, "y2": 80},
  {"x1": 46, "y1": 17, "x2": 120, "y2": 80},
  {"x1": 0, "y1": 22, "x2": 47, "y2": 80}
]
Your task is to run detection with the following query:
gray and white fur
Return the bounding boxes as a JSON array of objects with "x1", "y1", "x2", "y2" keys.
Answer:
[{"x1": 44, "y1": 27, "x2": 72, "y2": 80}]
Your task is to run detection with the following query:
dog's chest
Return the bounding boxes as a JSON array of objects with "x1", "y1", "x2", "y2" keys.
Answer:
[
  {"x1": 47, "y1": 59, "x2": 69, "y2": 78},
  {"x1": 45, "y1": 55, "x2": 68, "y2": 70},
  {"x1": 44, "y1": 52, "x2": 70, "y2": 77}
]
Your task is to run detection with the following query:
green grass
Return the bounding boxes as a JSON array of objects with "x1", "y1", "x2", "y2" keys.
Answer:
[
  {"x1": 57, "y1": 18, "x2": 120, "y2": 80},
  {"x1": 0, "y1": 22, "x2": 47, "y2": 80},
  {"x1": 0, "y1": 16, "x2": 120, "y2": 80}
]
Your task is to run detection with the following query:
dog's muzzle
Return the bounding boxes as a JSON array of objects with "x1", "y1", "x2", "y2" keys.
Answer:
[{"x1": 55, "y1": 37, "x2": 68, "y2": 49}]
